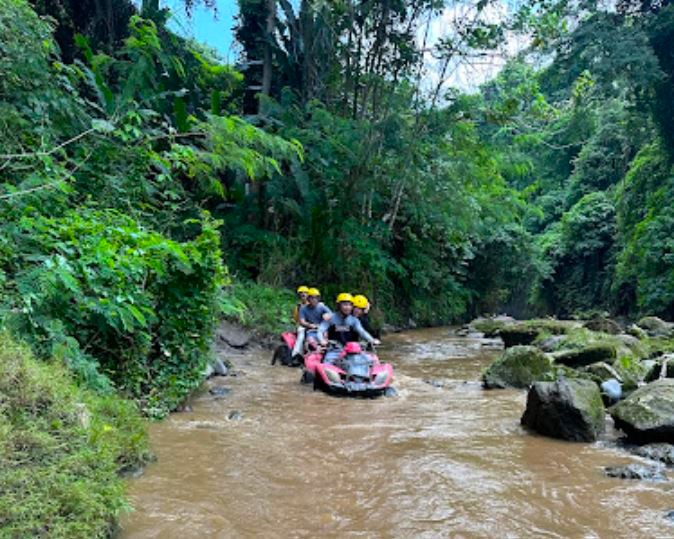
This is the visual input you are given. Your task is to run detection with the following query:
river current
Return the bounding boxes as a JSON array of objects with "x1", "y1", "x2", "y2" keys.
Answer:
[{"x1": 118, "y1": 328, "x2": 674, "y2": 538}]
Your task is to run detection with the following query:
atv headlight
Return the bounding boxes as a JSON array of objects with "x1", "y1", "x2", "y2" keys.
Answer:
[
  {"x1": 373, "y1": 371, "x2": 389, "y2": 385},
  {"x1": 325, "y1": 368, "x2": 342, "y2": 384}
]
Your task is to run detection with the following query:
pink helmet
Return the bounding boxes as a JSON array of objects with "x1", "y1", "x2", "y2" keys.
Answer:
[{"x1": 343, "y1": 342, "x2": 362, "y2": 355}]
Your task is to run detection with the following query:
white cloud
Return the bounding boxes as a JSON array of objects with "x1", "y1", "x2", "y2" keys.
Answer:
[{"x1": 419, "y1": 1, "x2": 529, "y2": 98}]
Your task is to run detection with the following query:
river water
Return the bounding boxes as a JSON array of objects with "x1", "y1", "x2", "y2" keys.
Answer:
[{"x1": 118, "y1": 328, "x2": 674, "y2": 538}]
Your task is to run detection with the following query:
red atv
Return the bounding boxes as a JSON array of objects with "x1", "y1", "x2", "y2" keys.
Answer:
[
  {"x1": 302, "y1": 341, "x2": 394, "y2": 397},
  {"x1": 271, "y1": 331, "x2": 303, "y2": 367}
]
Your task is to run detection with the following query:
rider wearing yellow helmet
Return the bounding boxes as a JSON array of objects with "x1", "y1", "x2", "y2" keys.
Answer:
[
  {"x1": 352, "y1": 294, "x2": 377, "y2": 338},
  {"x1": 317, "y1": 292, "x2": 380, "y2": 348},
  {"x1": 293, "y1": 285, "x2": 310, "y2": 323},
  {"x1": 293, "y1": 287, "x2": 332, "y2": 361}
]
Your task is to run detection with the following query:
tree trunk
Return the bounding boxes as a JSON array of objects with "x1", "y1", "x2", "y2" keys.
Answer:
[{"x1": 261, "y1": 0, "x2": 276, "y2": 97}]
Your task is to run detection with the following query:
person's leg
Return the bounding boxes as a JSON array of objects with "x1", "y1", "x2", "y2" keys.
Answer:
[
  {"x1": 305, "y1": 330, "x2": 319, "y2": 351},
  {"x1": 291, "y1": 326, "x2": 305, "y2": 356}
]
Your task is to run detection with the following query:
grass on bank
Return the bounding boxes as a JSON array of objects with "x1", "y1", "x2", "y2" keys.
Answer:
[
  {"x1": 220, "y1": 281, "x2": 296, "y2": 335},
  {"x1": 0, "y1": 334, "x2": 150, "y2": 539}
]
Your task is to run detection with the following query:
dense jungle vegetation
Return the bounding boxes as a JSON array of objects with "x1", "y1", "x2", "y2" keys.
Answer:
[{"x1": 1, "y1": 0, "x2": 674, "y2": 536}]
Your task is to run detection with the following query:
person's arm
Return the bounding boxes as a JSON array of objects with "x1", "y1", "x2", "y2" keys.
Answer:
[
  {"x1": 350, "y1": 317, "x2": 377, "y2": 344},
  {"x1": 317, "y1": 317, "x2": 332, "y2": 344},
  {"x1": 321, "y1": 305, "x2": 333, "y2": 321}
]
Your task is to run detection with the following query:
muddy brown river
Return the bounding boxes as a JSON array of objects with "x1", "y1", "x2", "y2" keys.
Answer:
[{"x1": 118, "y1": 328, "x2": 674, "y2": 538}]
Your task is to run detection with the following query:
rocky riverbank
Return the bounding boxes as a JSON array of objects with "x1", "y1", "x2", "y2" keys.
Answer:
[{"x1": 472, "y1": 315, "x2": 674, "y2": 483}]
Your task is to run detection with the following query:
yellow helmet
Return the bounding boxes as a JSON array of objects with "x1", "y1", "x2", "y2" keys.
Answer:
[
  {"x1": 336, "y1": 292, "x2": 354, "y2": 303},
  {"x1": 307, "y1": 287, "x2": 320, "y2": 297},
  {"x1": 297, "y1": 285, "x2": 310, "y2": 294},
  {"x1": 352, "y1": 294, "x2": 369, "y2": 309}
]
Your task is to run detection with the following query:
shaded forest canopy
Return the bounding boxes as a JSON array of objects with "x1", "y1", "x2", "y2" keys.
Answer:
[{"x1": 1, "y1": 0, "x2": 674, "y2": 410}]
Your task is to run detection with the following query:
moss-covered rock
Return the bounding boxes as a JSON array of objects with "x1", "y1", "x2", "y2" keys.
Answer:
[
  {"x1": 553, "y1": 343, "x2": 617, "y2": 368},
  {"x1": 626, "y1": 324, "x2": 648, "y2": 340},
  {"x1": 644, "y1": 354, "x2": 674, "y2": 382},
  {"x1": 584, "y1": 316, "x2": 622, "y2": 335},
  {"x1": 482, "y1": 346, "x2": 553, "y2": 389},
  {"x1": 612, "y1": 356, "x2": 650, "y2": 391},
  {"x1": 610, "y1": 379, "x2": 674, "y2": 443},
  {"x1": 469, "y1": 317, "x2": 510, "y2": 337},
  {"x1": 499, "y1": 325, "x2": 540, "y2": 347},
  {"x1": 521, "y1": 377, "x2": 606, "y2": 442},
  {"x1": 637, "y1": 316, "x2": 674, "y2": 338},
  {"x1": 583, "y1": 361, "x2": 623, "y2": 384}
]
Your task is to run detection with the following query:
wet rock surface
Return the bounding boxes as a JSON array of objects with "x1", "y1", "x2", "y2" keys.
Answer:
[
  {"x1": 520, "y1": 378, "x2": 605, "y2": 442},
  {"x1": 631, "y1": 443, "x2": 674, "y2": 466},
  {"x1": 208, "y1": 386, "x2": 231, "y2": 399},
  {"x1": 604, "y1": 463, "x2": 667, "y2": 482}
]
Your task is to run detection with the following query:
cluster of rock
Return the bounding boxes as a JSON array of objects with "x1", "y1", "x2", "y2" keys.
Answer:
[{"x1": 475, "y1": 315, "x2": 674, "y2": 447}]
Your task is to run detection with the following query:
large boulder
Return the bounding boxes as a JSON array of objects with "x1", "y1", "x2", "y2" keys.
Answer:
[
  {"x1": 636, "y1": 316, "x2": 673, "y2": 338},
  {"x1": 553, "y1": 344, "x2": 617, "y2": 368},
  {"x1": 520, "y1": 377, "x2": 605, "y2": 442},
  {"x1": 610, "y1": 379, "x2": 674, "y2": 443},
  {"x1": 584, "y1": 317, "x2": 622, "y2": 335},
  {"x1": 482, "y1": 346, "x2": 552, "y2": 389},
  {"x1": 216, "y1": 321, "x2": 252, "y2": 349}
]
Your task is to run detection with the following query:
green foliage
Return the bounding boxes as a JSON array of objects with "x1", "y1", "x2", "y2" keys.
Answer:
[
  {"x1": 0, "y1": 334, "x2": 149, "y2": 539},
  {"x1": 1, "y1": 209, "x2": 225, "y2": 418},
  {"x1": 222, "y1": 281, "x2": 295, "y2": 335},
  {"x1": 536, "y1": 192, "x2": 616, "y2": 315},
  {"x1": 613, "y1": 355, "x2": 649, "y2": 391}
]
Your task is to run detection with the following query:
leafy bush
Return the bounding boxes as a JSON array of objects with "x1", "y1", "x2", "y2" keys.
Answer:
[
  {"x1": 0, "y1": 334, "x2": 149, "y2": 539},
  {"x1": 1, "y1": 209, "x2": 224, "y2": 417}
]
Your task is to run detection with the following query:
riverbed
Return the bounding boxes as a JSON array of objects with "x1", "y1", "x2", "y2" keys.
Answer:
[{"x1": 118, "y1": 328, "x2": 674, "y2": 538}]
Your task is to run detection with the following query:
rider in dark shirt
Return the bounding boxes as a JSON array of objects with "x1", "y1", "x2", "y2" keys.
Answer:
[
  {"x1": 352, "y1": 294, "x2": 380, "y2": 340},
  {"x1": 318, "y1": 293, "x2": 379, "y2": 347}
]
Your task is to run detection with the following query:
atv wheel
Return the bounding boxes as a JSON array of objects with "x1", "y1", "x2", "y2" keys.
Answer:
[
  {"x1": 271, "y1": 345, "x2": 291, "y2": 366},
  {"x1": 300, "y1": 370, "x2": 314, "y2": 385}
]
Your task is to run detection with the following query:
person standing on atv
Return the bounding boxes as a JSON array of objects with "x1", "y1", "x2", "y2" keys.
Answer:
[
  {"x1": 293, "y1": 286, "x2": 310, "y2": 323},
  {"x1": 352, "y1": 294, "x2": 379, "y2": 339},
  {"x1": 290, "y1": 285, "x2": 310, "y2": 362},
  {"x1": 318, "y1": 293, "x2": 380, "y2": 350},
  {"x1": 292, "y1": 288, "x2": 331, "y2": 363}
]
